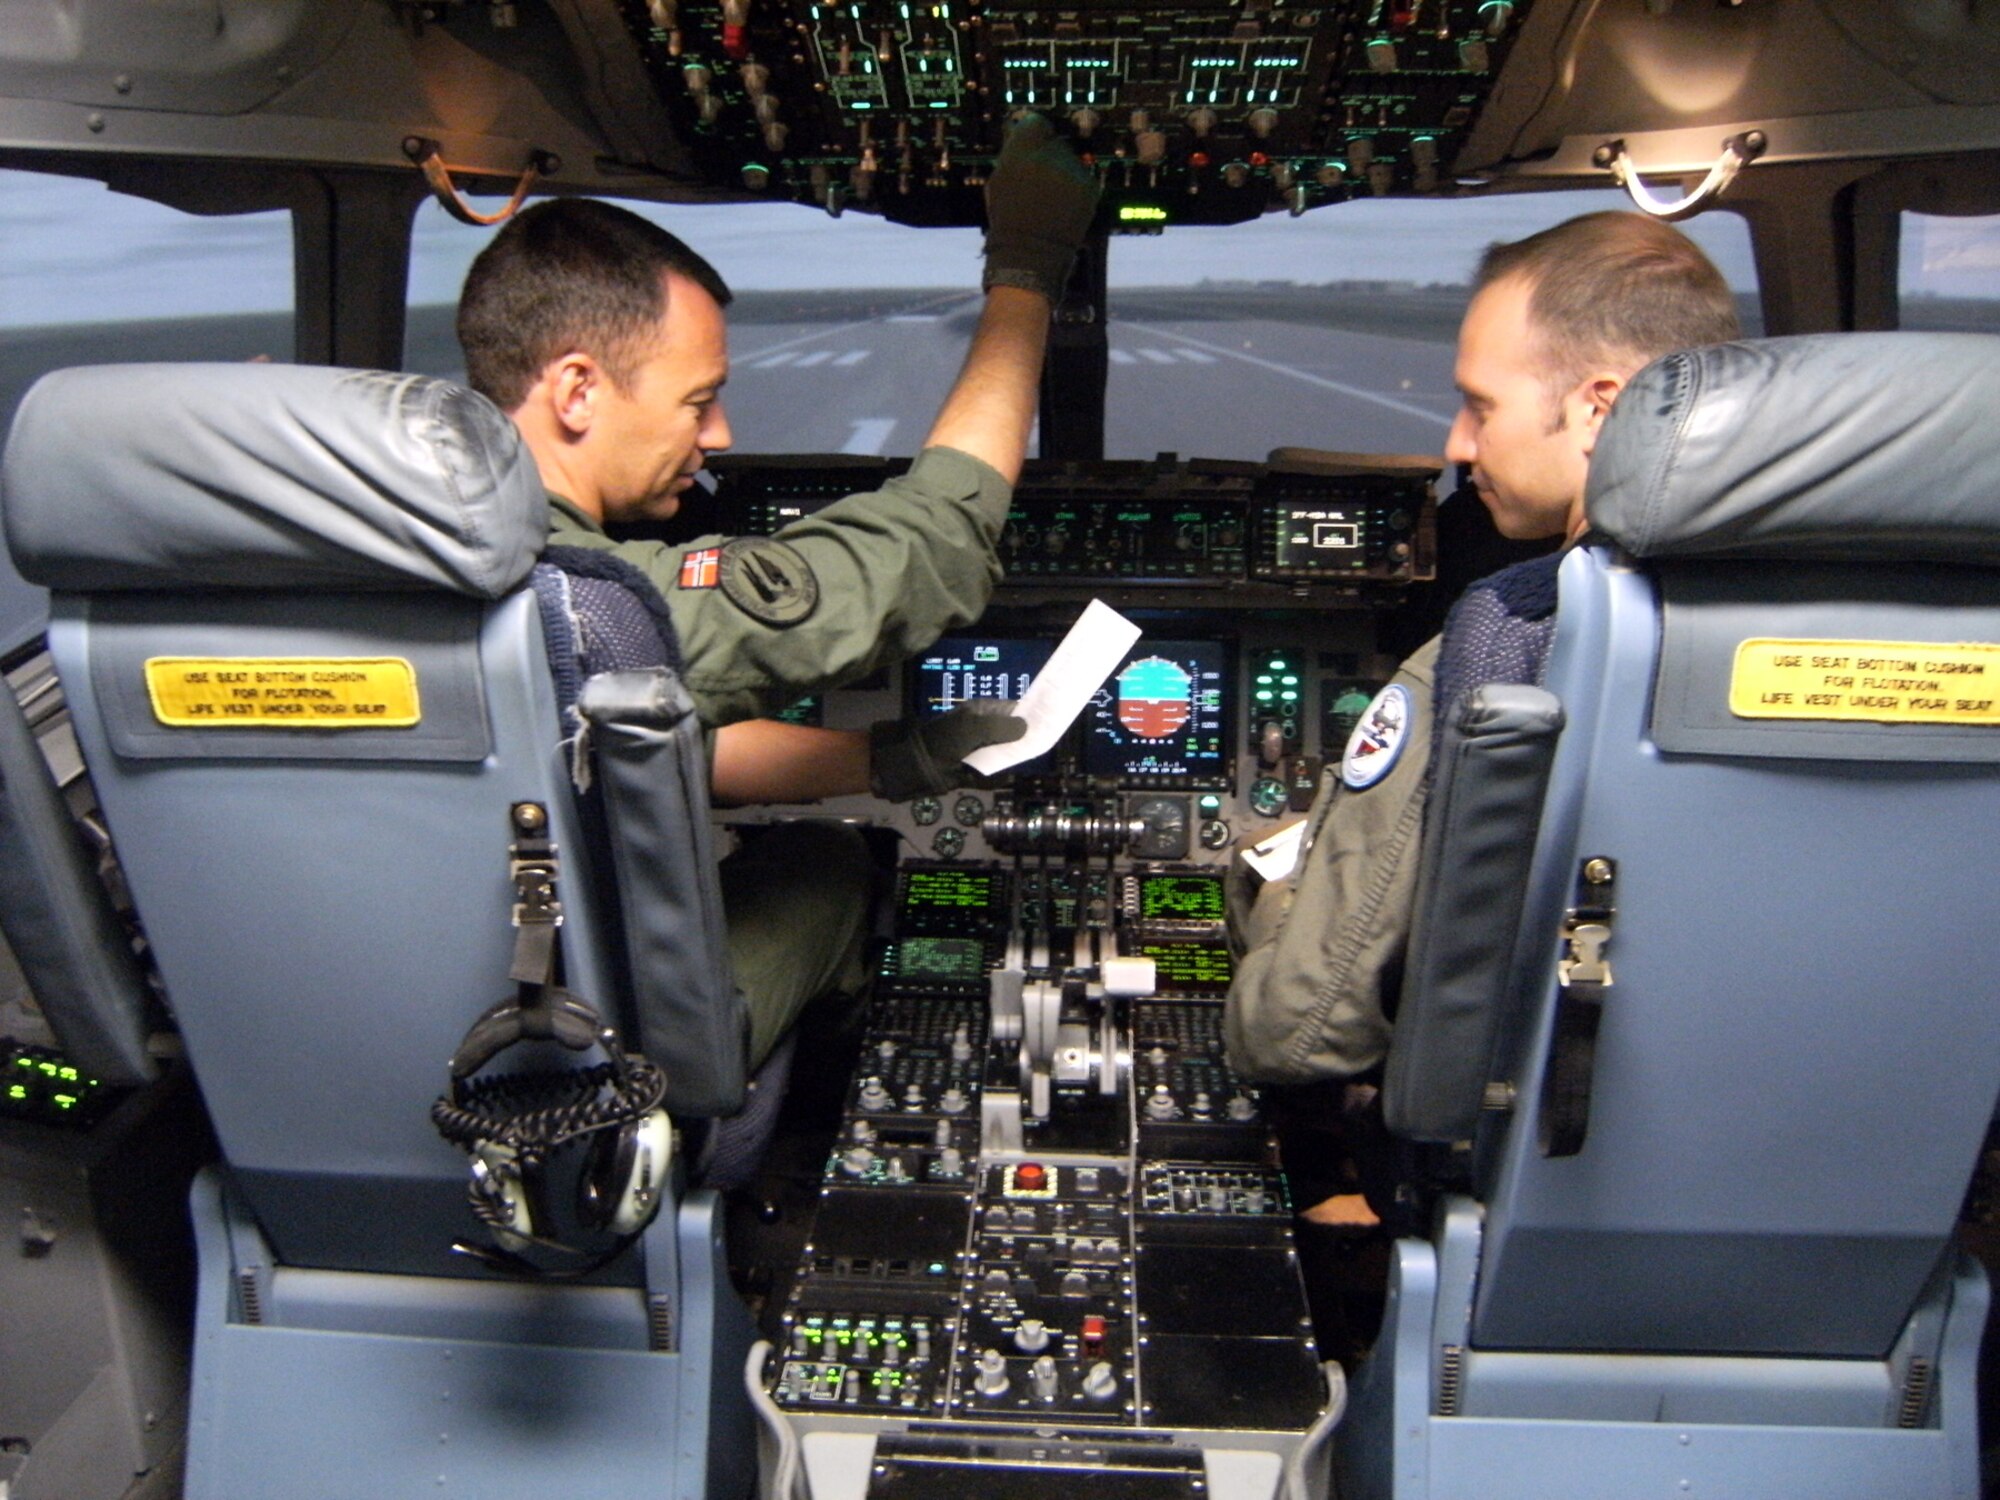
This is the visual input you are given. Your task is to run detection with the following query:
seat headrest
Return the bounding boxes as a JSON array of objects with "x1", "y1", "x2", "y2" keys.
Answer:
[
  {"x1": 1, "y1": 364, "x2": 546, "y2": 597},
  {"x1": 1587, "y1": 333, "x2": 2000, "y2": 565}
]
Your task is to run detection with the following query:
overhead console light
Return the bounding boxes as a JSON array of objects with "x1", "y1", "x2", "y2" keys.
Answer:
[{"x1": 1593, "y1": 129, "x2": 1766, "y2": 219}]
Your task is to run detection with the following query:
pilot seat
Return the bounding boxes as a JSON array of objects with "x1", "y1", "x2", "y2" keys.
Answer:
[
  {"x1": 1341, "y1": 331, "x2": 2000, "y2": 1500},
  {"x1": 0, "y1": 364, "x2": 761, "y2": 1500}
]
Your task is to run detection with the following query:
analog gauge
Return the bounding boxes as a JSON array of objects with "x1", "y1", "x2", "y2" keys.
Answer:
[
  {"x1": 1130, "y1": 795, "x2": 1191, "y2": 861},
  {"x1": 1249, "y1": 776, "x2": 1289, "y2": 817}
]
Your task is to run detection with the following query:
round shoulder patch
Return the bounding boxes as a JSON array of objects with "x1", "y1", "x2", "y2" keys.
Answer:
[
  {"x1": 716, "y1": 537, "x2": 820, "y2": 628},
  {"x1": 1341, "y1": 682, "x2": 1412, "y2": 791}
]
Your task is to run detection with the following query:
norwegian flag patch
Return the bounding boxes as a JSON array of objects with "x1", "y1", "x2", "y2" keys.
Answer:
[{"x1": 678, "y1": 547, "x2": 722, "y2": 590}]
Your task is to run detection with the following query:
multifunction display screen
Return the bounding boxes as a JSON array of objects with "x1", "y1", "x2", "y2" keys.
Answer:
[
  {"x1": 1138, "y1": 942, "x2": 1234, "y2": 995},
  {"x1": 1137, "y1": 872, "x2": 1226, "y2": 924},
  {"x1": 910, "y1": 636, "x2": 1052, "y2": 716},
  {"x1": 1083, "y1": 640, "x2": 1229, "y2": 780},
  {"x1": 1271, "y1": 504, "x2": 1369, "y2": 573}
]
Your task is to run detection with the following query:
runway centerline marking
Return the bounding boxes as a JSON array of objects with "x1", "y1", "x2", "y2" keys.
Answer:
[
  {"x1": 834, "y1": 349, "x2": 872, "y2": 366},
  {"x1": 734, "y1": 291, "x2": 978, "y2": 364},
  {"x1": 842, "y1": 418, "x2": 897, "y2": 455}
]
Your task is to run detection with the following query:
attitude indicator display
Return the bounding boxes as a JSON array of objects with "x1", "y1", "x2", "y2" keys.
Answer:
[{"x1": 1084, "y1": 640, "x2": 1229, "y2": 782}]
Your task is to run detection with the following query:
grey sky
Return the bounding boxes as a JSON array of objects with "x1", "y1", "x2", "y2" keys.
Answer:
[{"x1": 1, "y1": 166, "x2": 1992, "y2": 329}]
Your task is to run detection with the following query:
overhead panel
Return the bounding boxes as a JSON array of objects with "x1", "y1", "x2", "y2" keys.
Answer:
[{"x1": 615, "y1": 0, "x2": 1534, "y2": 224}]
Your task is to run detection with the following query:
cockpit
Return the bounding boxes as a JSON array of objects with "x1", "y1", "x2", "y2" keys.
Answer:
[{"x1": 2, "y1": 5, "x2": 1999, "y2": 1500}]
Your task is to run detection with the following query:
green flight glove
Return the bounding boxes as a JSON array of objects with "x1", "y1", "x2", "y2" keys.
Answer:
[
  {"x1": 869, "y1": 701, "x2": 1028, "y2": 802},
  {"x1": 982, "y1": 112, "x2": 1102, "y2": 304}
]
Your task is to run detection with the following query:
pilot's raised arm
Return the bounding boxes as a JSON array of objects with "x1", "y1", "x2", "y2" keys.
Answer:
[
  {"x1": 462, "y1": 111, "x2": 1099, "y2": 730},
  {"x1": 1225, "y1": 212, "x2": 1740, "y2": 1090}
]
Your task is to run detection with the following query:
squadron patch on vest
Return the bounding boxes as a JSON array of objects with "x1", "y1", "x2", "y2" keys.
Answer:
[
  {"x1": 1341, "y1": 682, "x2": 1411, "y2": 790},
  {"x1": 677, "y1": 546, "x2": 721, "y2": 590},
  {"x1": 716, "y1": 537, "x2": 819, "y2": 627}
]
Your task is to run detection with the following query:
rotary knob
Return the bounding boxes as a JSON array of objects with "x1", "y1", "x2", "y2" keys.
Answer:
[
  {"x1": 974, "y1": 1349, "x2": 1010, "y2": 1397},
  {"x1": 1029, "y1": 1354, "x2": 1060, "y2": 1400}
]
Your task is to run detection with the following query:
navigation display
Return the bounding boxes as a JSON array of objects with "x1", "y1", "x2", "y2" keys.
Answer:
[
  {"x1": 909, "y1": 635, "x2": 1052, "y2": 715},
  {"x1": 1082, "y1": 640, "x2": 1230, "y2": 780},
  {"x1": 909, "y1": 635, "x2": 1057, "y2": 775}
]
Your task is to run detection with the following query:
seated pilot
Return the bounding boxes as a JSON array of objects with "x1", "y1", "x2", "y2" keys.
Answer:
[
  {"x1": 453, "y1": 117, "x2": 1096, "y2": 1100},
  {"x1": 1223, "y1": 212, "x2": 1741, "y2": 1230}
]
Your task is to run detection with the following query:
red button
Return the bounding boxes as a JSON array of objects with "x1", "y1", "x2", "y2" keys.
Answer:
[
  {"x1": 1081, "y1": 1315, "x2": 1106, "y2": 1353},
  {"x1": 1014, "y1": 1162, "x2": 1048, "y2": 1192}
]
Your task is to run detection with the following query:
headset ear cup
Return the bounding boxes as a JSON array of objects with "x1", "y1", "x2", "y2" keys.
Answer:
[
  {"x1": 470, "y1": 1142, "x2": 539, "y2": 1250},
  {"x1": 579, "y1": 1107, "x2": 672, "y2": 1236}
]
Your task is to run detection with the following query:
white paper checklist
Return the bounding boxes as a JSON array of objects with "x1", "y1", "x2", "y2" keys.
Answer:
[{"x1": 961, "y1": 599, "x2": 1142, "y2": 776}]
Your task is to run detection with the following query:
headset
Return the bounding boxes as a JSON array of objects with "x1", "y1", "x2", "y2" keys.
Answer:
[{"x1": 430, "y1": 801, "x2": 672, "y2": 1277}]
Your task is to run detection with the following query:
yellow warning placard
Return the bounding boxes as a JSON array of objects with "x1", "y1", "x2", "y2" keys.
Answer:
[
  {"x1": 1730, "y1": 639, "x2": 2000, "y2": 726},
  {"x1": 144, "y1": 657, "x2": 421, "y2": 728}
]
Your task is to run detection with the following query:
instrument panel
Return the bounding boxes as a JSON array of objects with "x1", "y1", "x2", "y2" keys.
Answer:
[{"x1": 696, "y1": 449, "x2": 1430, "y2": 864}]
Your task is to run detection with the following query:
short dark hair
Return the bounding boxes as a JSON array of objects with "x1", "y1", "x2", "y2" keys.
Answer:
[
  {"x1": 1474, "y1": 210, "x2": 1741, "y2": 397},
  {"x1": 457, "y1": 197, "x2": 733, "y2": 410}
]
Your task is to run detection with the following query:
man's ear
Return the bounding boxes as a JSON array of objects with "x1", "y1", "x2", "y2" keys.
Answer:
[
  {"x1": 546, "y1": 353, "x2": 602, "y2": 438},
  {"x1": 1574, "y1": 372, "x2": 1626, "y2": 457}
]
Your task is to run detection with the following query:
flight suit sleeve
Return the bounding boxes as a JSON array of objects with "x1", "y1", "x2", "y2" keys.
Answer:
[
  {"x1": 582, "y1": 447, "x2": 1010, "y2": 725},
  {"x1": 1223, "y1": 636, "x2": 1439, "y2": 1084}
]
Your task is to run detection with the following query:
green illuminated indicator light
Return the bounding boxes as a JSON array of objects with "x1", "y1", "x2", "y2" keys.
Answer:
[
  {"x1": 1118, "y1": 205, "x2": 1169, "y2": 223},
  {"x1": 1256, "y1": 674, "x2": 1272, "y2": 684},
  {"x1": 1281, "y1": 675, "x2": 1299, "y2": 686},
  {"x1": 6, "y1": 1085, "x2": 25, "y2": 1101},
  {"x1": 1280, "y1": 691, "x2": 1298, "y2": 701},
  {"x1": 927, "y1": 1261, "x2": 947, "y2": 1274}
]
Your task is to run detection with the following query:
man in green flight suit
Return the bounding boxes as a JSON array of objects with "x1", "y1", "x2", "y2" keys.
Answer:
[{"x1": 455, "y1": 115, "x2": 1099, "y2": 1077}]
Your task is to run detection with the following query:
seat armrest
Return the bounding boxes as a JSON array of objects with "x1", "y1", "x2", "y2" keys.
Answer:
[
  {"x1": 0, "y1": 679, "x2": 156, "y2": 1083},
  {"x1": 1384, "y1": 684, "x2": 1563, "y2": 1142},
  {"x1": 577, "y1": 669, "x2": 748, "y2": 1117}
]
